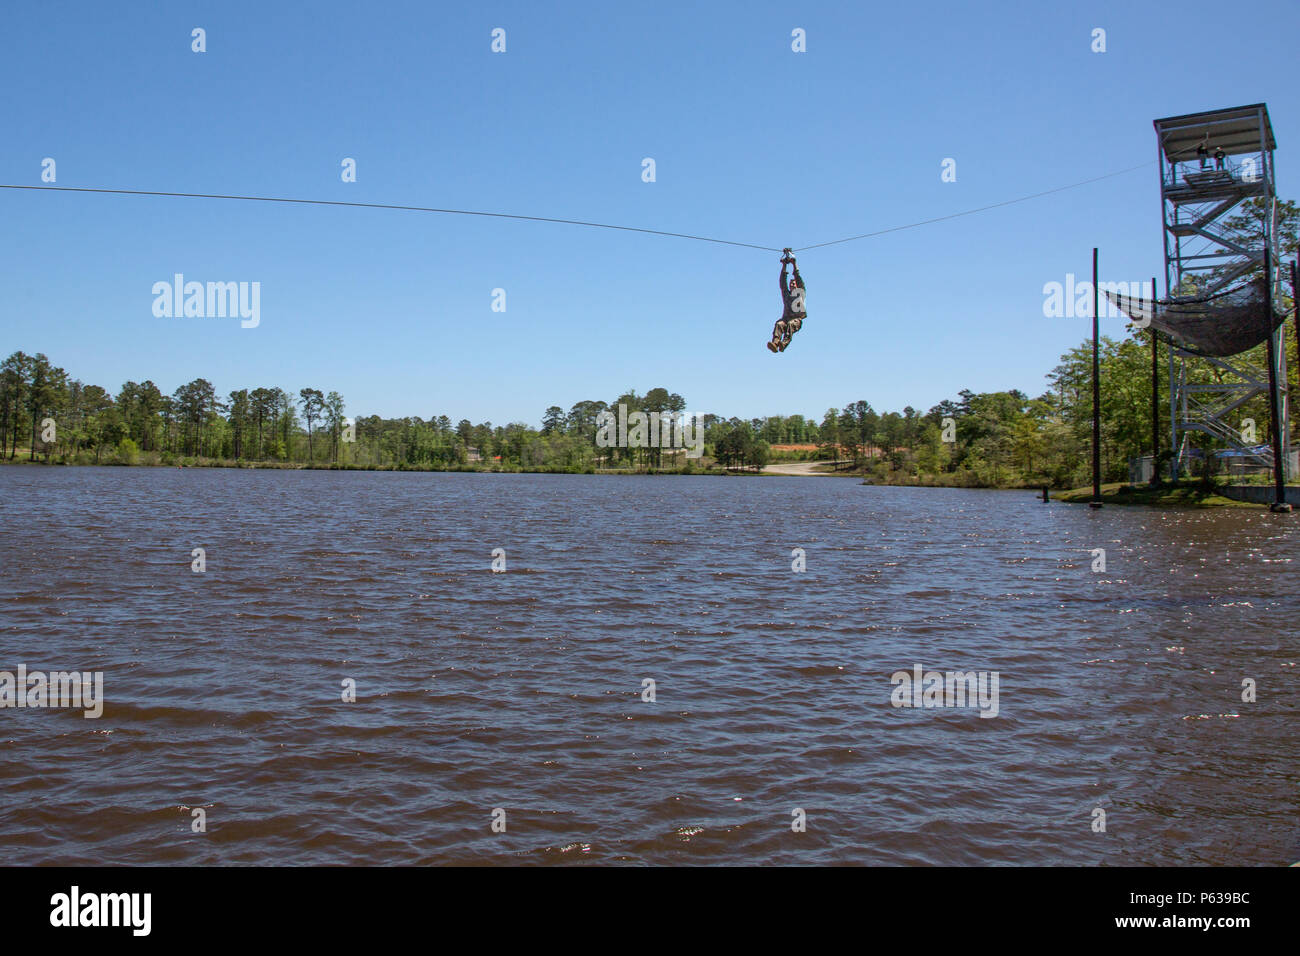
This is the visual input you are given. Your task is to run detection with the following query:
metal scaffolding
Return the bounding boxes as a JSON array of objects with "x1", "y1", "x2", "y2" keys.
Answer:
[{"x1": 1154, "y1": 103, "x2": 1288, "y2": 478}]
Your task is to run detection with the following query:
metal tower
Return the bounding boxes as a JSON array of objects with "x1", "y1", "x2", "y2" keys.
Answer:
[{"x1": 1154, "y1": 104, "x2": 1287, "y2": 478}]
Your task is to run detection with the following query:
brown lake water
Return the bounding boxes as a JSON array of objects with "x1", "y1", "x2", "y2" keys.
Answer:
[{"x1": 1, "y1": 467, "x2": 1297, "y2": 865}]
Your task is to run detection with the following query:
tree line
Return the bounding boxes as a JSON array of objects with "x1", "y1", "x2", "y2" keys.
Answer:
[
  {"x1": 3, "y1": 319, "x2": 1294, "y2": 486},
  {"x1": 0, "y1": 356, "x2": 353, "y2": 466}
]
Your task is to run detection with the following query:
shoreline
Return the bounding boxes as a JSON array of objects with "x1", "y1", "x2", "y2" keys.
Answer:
[
  {"x1": 1052, "y1": 481, "x2": 1278, "y2": 509},
  {"x1": 0, "y1": 456, "x2": 739, "y2": 477},
  {"x1": 3, "y1": 457, "x2": 1292, "y2": 507}
]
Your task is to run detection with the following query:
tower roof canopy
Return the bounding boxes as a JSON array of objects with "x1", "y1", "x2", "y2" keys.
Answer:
[{"x1": 1154, "y1": 103, "x2": 1275, "y2": 162}]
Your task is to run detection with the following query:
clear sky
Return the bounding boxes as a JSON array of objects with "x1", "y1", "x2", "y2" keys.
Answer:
[{"x1": 1, "y1": 0, "x2": 1296, "y2": 426}]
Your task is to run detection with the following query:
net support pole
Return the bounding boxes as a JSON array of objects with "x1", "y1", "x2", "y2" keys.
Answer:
[
  {"x1": 1091, "y1": 248, "x2": 1103, "y2": 508},
  {"x1": 1264, "y1": 246, "x2": 1289, "y2": 511},
  {"x1": 1150, "y1": 275, "x2": 1160, "y2": 484},
  {"x1": 1293, "y1": 259, "x2": 1300, "y2": 425}
]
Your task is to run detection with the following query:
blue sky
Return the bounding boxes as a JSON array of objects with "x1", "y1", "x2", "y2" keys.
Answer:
[{"x1": 1, "y1": 0, "x2": 1296, "y2": 426}]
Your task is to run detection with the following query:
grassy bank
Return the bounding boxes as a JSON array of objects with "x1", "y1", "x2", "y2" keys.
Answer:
[{"x1": 1053, "y1": 480, "x2": 1258, "y2": 508}]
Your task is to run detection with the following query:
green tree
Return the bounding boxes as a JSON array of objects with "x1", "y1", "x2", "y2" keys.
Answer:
[
  {"x1": 324, "y1": 391, "x2": 346, "y2": 464},
  {"x1": 250, "y1": 387, "x2": 280, "y2": 459},
  {"x1": 26, "y1": 354, "x2": 65, "y2": 461},
  {"x1": 228, "y1": 389, "x2": 252, "y2": 459},
  {"x1": 298, "y1": 388, "x2": 325, "y2": 461},
  {"x1": 173, "y1": 378, "x2": 217, "y2": 456},
  {"x1": 0, "y1": 352, "x2": 31, "y2": 458},
  {"x1": 541, "y1": 406, "x2": 566, "y2": 435}
]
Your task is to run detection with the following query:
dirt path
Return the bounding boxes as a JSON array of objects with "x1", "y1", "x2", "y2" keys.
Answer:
[{"x1": 761, "y1": 460, "x2": 843, "y2": 476}]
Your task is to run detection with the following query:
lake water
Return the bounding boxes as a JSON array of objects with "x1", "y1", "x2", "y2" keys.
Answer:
[{"x1": 1, "y1": 467, "x2": 1297, "y2": 865}]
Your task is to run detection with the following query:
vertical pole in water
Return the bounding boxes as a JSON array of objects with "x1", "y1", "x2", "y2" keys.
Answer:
[
  {"x1": 1169, "y1": 331, "x2": 1178, "y2": 482},
  {"x1": 1293, "y1": 260, "x2": 1300, "y2": 423},
  {"x1": 1264, "y1": 246, "x2": 1288, "y2": 511},
  {"x1": 1293, "y1": 258, "x2": 1300, "y2": 489},
  {"x1": 1150, "y1": 276, "x2": 1160, "y2": 484},
  {"x1": 1091, "y1": 248, "x2": 1103, "y2": 508}
]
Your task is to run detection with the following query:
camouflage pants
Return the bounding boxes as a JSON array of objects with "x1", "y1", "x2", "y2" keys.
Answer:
[{"x1": 770, "y1": 316, "x2": 803, "y2": 350}]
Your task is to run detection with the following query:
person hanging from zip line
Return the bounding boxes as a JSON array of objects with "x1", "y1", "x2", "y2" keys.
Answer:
[{"x1": 767, "y1": 248, "x2": 806, "y2": 353}]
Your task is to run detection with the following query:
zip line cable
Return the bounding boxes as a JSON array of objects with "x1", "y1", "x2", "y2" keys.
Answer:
[
  {"x1": 0, "y1": 160, "x2": 1153, "y2": 257},
  {"x1": 791, "y1": 161, "x2": 1153, "y2": 251},
  {"x1": 0, "y1": 184, "x2": 782, "y2": 253}
]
